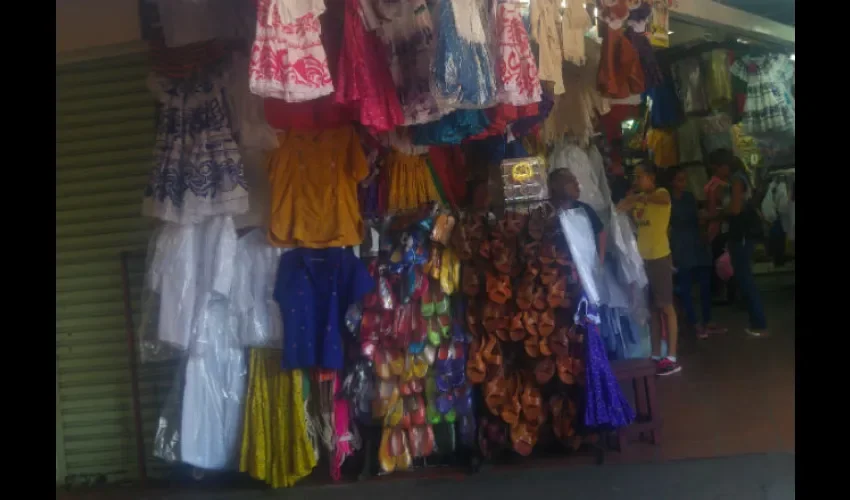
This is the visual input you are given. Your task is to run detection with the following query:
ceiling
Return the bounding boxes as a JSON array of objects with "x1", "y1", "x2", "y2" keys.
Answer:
[{"x1": 714, "y1": 0, "x2": 795, "y2": 26}]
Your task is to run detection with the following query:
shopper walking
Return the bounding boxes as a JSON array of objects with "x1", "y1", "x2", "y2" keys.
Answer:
[
  {"x1": 723, "y1": 157, "x2": 769, "y2": 338},
  {"x1": 616, "y1": 163, "x2": 680, "y2": 376},
  {"x1": 705, "y1": 149, "x2": 735, "y2": 303},
  {"x1": 668, "y1": 167, "x2": 725, "y2": 340}
]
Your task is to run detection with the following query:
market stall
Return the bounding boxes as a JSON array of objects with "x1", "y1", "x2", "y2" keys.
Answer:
[{"x1": 118, "y1": 0, "x2": 794, "y2": 488}]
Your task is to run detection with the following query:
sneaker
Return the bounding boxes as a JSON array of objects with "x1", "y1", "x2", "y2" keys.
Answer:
[
  {"x1": 656, "y1": 358, "x2": 682, "y2": 376},
  {"x1": 745, "y1": 328, "x2": 769, "y2": 338},
  {"x1": 695, "y1": 326, "x2": 709, "y2": 340}
]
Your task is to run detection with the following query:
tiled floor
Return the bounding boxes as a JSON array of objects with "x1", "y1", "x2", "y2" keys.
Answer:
[{"x1": 655, "y1": 282, "x2": 796, "y2": 461}]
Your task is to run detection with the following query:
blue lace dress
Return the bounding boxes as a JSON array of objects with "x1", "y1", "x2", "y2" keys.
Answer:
[
  {"x1": 143, "y1": 71, "x2": 249, "y2": 224},
  {"x1": 430, "y1": 0, "x2": 497, "y2": 110}
]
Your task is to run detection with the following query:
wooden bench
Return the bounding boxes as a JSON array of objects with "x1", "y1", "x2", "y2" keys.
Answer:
[{"x1": 611, "y1": 359, "x2": 663, "y2": 454}]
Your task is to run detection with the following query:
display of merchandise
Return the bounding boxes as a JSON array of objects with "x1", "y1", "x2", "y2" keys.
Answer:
[{"x1": 123, "y1": 0, "x2": 793, "y2": 490}]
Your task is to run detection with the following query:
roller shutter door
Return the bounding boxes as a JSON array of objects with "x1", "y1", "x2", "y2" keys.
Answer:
[{"x1": 57, "y1": 51, "x2": 176, "y2": 485}]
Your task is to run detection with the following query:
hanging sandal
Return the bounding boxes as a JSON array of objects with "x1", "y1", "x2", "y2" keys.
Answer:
[
  {"x1": 481, "y1": 333, "x2": 503, "y2": 367},
  {"x1": 524, "y1": 334, "x2": 541, "y2": 358},
  {"x1": 500, "y1": 375, "x2": 522, "y2": 426},
  {"x1": 556, "y1": 356, "x2": 577, "y2": 385},
  {"x1": 379, "y1": 428, "x2": 396, "y2": 473},
  {"x1": 462, "y1": 266, "x2": 480, "y2": 297},
  {"x1": 531, "y1": 286, "x2": 547, "y2": 311},
  {"x1": 538, "y1": 308, "x2": 556, "y2": 337},
  {"x1": 515, "y1": 277, "x2": 535, "y2": 311},
  {"x1": 509, "y1": 311, "x2": 527, "y2": 341},
  {"x1": 539, "y1": 335, "x2": 552, "y2": 357},
  {"x1": 427, "y1": 317, "x2": 442, "y2": 347},
  {"x1": 550, "y1": 327, "x2": 571, "y2": 358},
  {"x1": 547, "y1": 276, "x2": 568, "y2": 309},
  {"x1": 540, "y1": 266, "x2": 559, "y2": 286},
  {"x1": 510, "y1": 420, "x2": 537, "y2": 457},
  {"x1": 467, "y1": 341, "x2": 488, "y2": 385},
  {"x1": 522, "y1": 310, "x2": 540, "y2": 336},
  {"x1": 484, "y1": 371, "x2": 508, "y2": 416},
  {"x1": 534, "y1": 357, "x2": 556, "y2": 385},
  {"x1": 486, "y1": 273, "x2": 512, "y2": 305},
  {"x1": 482, "y1": 300, "x2": 506, "y2": 334},
  {"x1": 520, "y1": 379, "x2": 543, "y2": 423}
]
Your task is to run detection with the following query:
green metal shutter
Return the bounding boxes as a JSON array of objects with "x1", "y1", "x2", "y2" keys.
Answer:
[{"x1": 57, "y1": 51, "x2": 175, "y2": 485}]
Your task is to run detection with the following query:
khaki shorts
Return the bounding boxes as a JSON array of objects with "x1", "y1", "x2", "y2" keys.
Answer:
[{"x1": 645, "y1": 254, "x2": 674, "y2": 308}]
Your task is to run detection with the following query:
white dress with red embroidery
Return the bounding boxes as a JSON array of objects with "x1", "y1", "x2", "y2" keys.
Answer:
[
  {"x1": 249, "y1": 0, "x2": 334, "y2": 102},
  {"x1": 495, "y1": 1, "x2": 543, "y2": 106}
]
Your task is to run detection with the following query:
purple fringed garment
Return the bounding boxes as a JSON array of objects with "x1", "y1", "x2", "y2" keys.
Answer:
[{"x1": 577, "y1": 294, "x2": 636, "y2": 429}]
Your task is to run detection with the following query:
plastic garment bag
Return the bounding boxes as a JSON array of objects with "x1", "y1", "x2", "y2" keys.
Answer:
[
  {"x1": 231, "y1": 229, "x2": 285, "y2": 348},
  {"x1": 557, "y1": 208, "x2": 604, "y2": 304},
  {"x1": 180, "y1": 294, "x2": 248, "y2": 471},
  {"x1": 153, "y1": 357, "x2": 188, "y2": 464},
  {"x1": 607, "y1": 211, "x2": 650, "y2": 325}
]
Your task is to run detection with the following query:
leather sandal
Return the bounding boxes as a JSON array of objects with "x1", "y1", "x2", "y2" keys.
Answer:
[
  {"x1": 522, "y1": 310, "x2": 539, "y2": 337},
  {"x1": 531, "y1": 286, "x2": 547, "y2": 311},
  {"x1": 482, "y1": 301, "x2": 505, "y2": 334},
  {"x1": 534, "y1": 357, "x2": 556, "y2": 385},
  {"x1": 462, "y1": 266, "x2": 481, "y2": 297},
  {"x1": 540, "y1": 266, "x2": 559, "y2": 286},
  {"x1": 539, "y1": 335, "x2": 552, "y2": 357},
  {"x1": 510, "y1": 420, "x2": 537, "y2": 457},
  {"x1": 509, "y1": 311, "x2": 527, "y2": 342},
  {"x1": 524, "y1": 334, "x2": 541, "y2": 358},
  {"x1": 520, "y1": 378, "x2": 543, "y2": 423},
  {"x1": 467, "y1": 339, "x2": 487, "y2": 384},
  {"x1": 492, "y1": 241, "x2": 514, "y2": 275},
  {"x1": 501, "y1": 376, "x2": 522, "y2": 426},
  {"x1": 481, "y1": 333, "x2": 503, "y2": 366},
  {"x1": 379, "y1": 428, "x2": 396, "y2": 473},
  {"x1": 556, "y1": 356, "x2": 577, "y2": 385},
  {"x1": 539, "y1": 243, "x2": 557, "y2": 266},
  {"x1": 538, "y1": 308, "x2": 555, "y2": 337},
  {"x1": 486, "y1": 273, "x2": 512, "y2": 305},
  {"x1": 484, "y1": 372, "x2": 507, "y2": 416},
  {"x1": 547, "y1": 276, "x2": 568, "y2": 309},
  {"x1": 550, "y1": 327, "x2": 571, "y2": 358},
  {"x1": 515, "y1": 277, "x2": 535, "y2": 311}
]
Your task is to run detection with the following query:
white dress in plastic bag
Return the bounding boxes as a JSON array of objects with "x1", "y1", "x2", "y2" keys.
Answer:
[
  {"x1": 231, "y1": 229, "x2": 286, "y2": 348},
  {"x1": 607, "y1": 211, "x2": 650, "y2": 325},
  {"x1": 178, "y1": 216, "x2": 248, "y2": 471},
  {"x1": 558, "y1": 208, "x2": 604, "y2": 305}
]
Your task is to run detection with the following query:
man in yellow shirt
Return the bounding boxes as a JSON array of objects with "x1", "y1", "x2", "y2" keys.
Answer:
[{"x1": 616, "y1": 163, "x2": 680, "y2": 376}]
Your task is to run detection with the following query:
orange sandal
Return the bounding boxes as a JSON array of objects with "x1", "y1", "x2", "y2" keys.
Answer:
[
  {"x1": 501, "y1": 375, "x2": 522, "y2": 426},
  {"x1": 547, "y1": 276, "x2": 568, "y2": 309},
  {"x1": 538, "y1": 308, "x2": 555, "y2": 337},
  {"x1": 515, "y1": 278, "x2": 535, "y2": 311},
  {"x1": 550, "y1": 327, "x2": 571, "y2": 358},
  {"x1": 486, "y1": 273, "x2": 512, "y2": 305},
  {"x1": 540, "y1": 266, "x2": 559, "y2": 286},
  {"x1": 524, "y1": 334, "x2": 541, "y2": 358},
  {"x1": 531, "y1": 286, "x2": 547, "y2": 311},
  {"x1": 482, "y1": 301, "x2": 506, "y2": 334},
  {"x1": 485, "y1": 372, "x2": 508, "y2": 416},
  {"x1": 520, "y1": 379, "x2": 543, "y2": 423},
  {"x1": 510, "y1": 420, "x2": 537, "y2": 456},
  {"x1": 467, "y1": 340, "x2": 488, "y2": 384},
  {"x1": 481, "y1": 334, "x2": 503, "y2": 366},
  {"x1": 509, "y1": 311, "x2": 527, "y2": 342},
  {"x1": 534, "y1": 357, "x2": 556, "y2": 384},
  {"x1": 522, "y1": 310, "x2": 539, "y2": 336}
]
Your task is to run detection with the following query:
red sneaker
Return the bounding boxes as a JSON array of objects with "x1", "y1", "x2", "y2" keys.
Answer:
[{"x1": 656, "y1": 358, "x2": 682, "y2": 376}]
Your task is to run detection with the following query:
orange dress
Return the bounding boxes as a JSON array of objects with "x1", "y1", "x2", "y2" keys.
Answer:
[
  {"x1": 267, "y1": 127, "x2": 368, "y2": 248},
  {"x1": 596, "y1": 25, "x2": 645, "y2": 99}
]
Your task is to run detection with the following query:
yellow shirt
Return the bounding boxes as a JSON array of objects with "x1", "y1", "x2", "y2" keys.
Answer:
[
  {"x1": 645, "y1": 128, "x2": 678, "y2": 168},
  {"x1": 633, "y1": 188, "x2": 672, "y2": 260},
  {"x1": 267, "y1": 127, "x2": 368, "y2": 248}
]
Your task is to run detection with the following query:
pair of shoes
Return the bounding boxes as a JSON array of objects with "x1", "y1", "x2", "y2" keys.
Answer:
[
  {"x1": 656, "y1": 357, "x2": 682, "y2": 376},
  {"x1": 694, "y1": 325, "x2": 709, "y2": 340},
  {"x1": 745, "y1": 328, "x2": 769, "y2": 338}
]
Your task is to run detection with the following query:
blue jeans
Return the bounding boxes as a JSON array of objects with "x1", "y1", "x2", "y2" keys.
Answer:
[
  {"x1": 727, "y1": 239, "x2": 767, "y2": 329},
  {"x1": 675, "y1": 266, "x2": 712, "y2": 326}
]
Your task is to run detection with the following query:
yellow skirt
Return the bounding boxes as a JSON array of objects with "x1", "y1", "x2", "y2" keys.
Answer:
[
  {"x1": 239, "y1": 349, "x2": 317, "y2": 488},
  {"x1": 386, "y1": 149, "x2": 441, "y2": 211}
]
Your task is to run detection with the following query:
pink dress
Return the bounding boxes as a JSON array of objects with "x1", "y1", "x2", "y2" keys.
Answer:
[
  {"x1": 249, "y1": 0, "x2": 334, "y2": 102},
  {"x1": 334, "y1": 0, "x2": 405, "y2": 133},
  {"x1": 494, "y1": 1, "x2": 543, "y2": 106}
]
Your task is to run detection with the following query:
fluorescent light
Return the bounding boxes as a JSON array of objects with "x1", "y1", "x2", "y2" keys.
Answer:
[
  {"x1": 667, "y1": 31, "x2": 674, "y2": 35},
  {"x1": 593, "y1": 6, "x2": 598, "y2": 17},
  {"x1": 736, "y1": 38, "x2": 750, "y2": 44},
  {"x1": 790, "y1": 53, "x2": 795, "y2": 61}
]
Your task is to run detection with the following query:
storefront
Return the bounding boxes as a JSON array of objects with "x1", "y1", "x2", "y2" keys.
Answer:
[{"x1": 56, "y1": 0, "x2": 794, "y2": 489}]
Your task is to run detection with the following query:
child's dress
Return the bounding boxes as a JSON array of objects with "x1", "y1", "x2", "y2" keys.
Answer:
[
  {"x1": 143, "y1": 73, "x2": 249, "y2": 225},
  {"x1": 334, "y1": 0, "x2": 405, "y2": 133},
  {"x1": 378, "y1": 0, "x2": 443, "y2": 125},
  {"x1": 494, "y1": 1, "x2": 542, "y2": 106},
  {"x1": 249, "y1": 0, "x2": 334, "y2": 102},
  {"x1": 730, "y1": 54, "x2": 795, "y2": 136},
  {"x1": 431, "y1": 0, "x2": 497, "y2": 110}
]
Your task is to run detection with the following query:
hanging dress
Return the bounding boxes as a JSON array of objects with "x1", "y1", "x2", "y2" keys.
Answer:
[
  {"x1": 431, "y1": 0, "x2": 497, "y2": 109},
  {"x1": 386, "y1": 149, "x2": 443, "y2": 211},
  {"x1": 596, "y1": 23, "x2": 645, "y2": 99},
  {"x1": 530, "y1": 0, "x2": 565, "y2": 94},
  {"x1": 494, "y1": 1, "x2": 543, "y2": 106},
  {"x1": 249, "y1": 0, "x2": 334, "y2": 101},
  {"x1": 577, "y1": 296, "x2": 636, "y2": 430},
  {"x1": 378, "y1": 0, "x2": 443, "y2": 125},
  {"x1": 143, "y1": 73, "x2": 249, "y2": 225},
  {"x1": 334, "y1": 0, "x2": 405, "y2": 133},
  {"x1": 240, "y1": 351, "x2": 317, "y2": 488},
  {"x1": 730, "y1": 54, "x2": 795, "y2": 136},
  {"x1": 561, "y1": 0, "x2": 592, "y2": 66},
  {"x1": 623, "y1": 3, "x2": 663, "y2": 90},
  {"x1": 231, "y1": 229, "x2": 286, "y2": 349}
]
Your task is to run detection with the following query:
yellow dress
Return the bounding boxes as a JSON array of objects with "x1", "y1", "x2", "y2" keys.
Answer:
[
  {"x1": 386, "y1": 149, "x2": 441, "y2": 211},
  {"x1": 645, "y1": 128, "x2": 678, "y2": 168},
  {"x1": 239, "y1": 349, "x2": 317, "y2": 488},
  {"x1": 267, "y1": 127, "x2": 369, "y2": 248}
]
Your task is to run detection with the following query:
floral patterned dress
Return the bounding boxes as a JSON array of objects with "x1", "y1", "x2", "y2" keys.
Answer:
[
  {"x1": 494, "y1": 1, "x2": 543, "y2": 106},
  {"x1": 249, "y1": 0, "x2": 334, "y2": 102}
]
